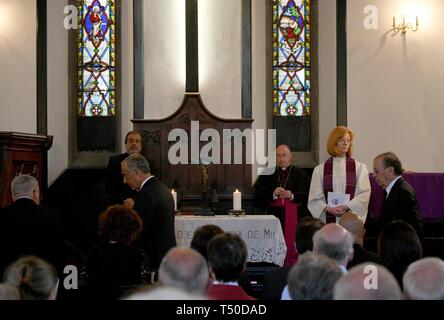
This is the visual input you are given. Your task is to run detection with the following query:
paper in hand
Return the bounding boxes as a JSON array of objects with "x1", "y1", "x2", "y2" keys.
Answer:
[{"x1": 327, "y1": 192, "x2": 350, "y2": 207}]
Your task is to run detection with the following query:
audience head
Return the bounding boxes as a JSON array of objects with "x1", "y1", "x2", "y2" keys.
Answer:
[
  {"x1": 98, "y1": 205, "x2": 143, "y2": 245},
  {"x1": 334, "y1": 263, "x2": 402, "y2": 300},
  {"x1": 327, "y1": 126, "x2": 353, "y2": 157},
  {"x1": 403, "y1": 257, "x2": 444, "y2": 300},
  {"x1": 377, "y1": 220, "x2": 423, "y2": 288},
  {"x1": 3, "y1": 256, "x2": 59, "y2": 300},
  {"x1": 276, "y1": 144, "x2": 292, "y2": 169},
  {"x1": 124, "y1": 131, "x2": 142, "y2": 155},
  {"x1": 190, "y1": 224, "x2": 224, "y2": 260},
  {"x1": 207, "y1": 233, "x2": 247, "y2": 283},
  {"x1": 287, "y1": 251, "x2": 342, "y2": 300},
  {"x1": 313, "y1": 223, "x2": 354, "y2": 268},
  {"x1": 0, "y1": 284, "x2": 21, "y2": 300},
  {"x1": 339, "y1": 212, "x2": 365, "y2": 246},
  {"x1": 11, "y1": 174, "x2": 40, "y2": 205},
  {"x1": 373, "y1": 151, "x2": 404, "y2": 189},
  {"x1": 121, "y1": 154, "x2": 151, "y2": 191},
  {"x1": 158, "y1": 247, "x2": 210, "y2": 295},
  {"x1": 124, "y1": 286, "x2": 206, "y2": 300},
  {"x1": 295, "y1": 217, "x2": 325, "y2": 254}
]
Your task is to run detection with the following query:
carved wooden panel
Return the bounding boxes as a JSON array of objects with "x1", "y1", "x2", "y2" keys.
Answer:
[{"x1": 132, "y1": 94, "x2": 253, "y2": 201}]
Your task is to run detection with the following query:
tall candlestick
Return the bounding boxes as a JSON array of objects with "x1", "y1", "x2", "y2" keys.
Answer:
[
  {"x1": 233, "y1": 189, "x2": 242, "y2": 211},
  {"x1": 171, "y1": 189, "x2": 177, "y2": 211}
]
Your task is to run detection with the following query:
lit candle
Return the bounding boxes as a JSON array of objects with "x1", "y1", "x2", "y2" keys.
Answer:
[
  {"x1": 233, "y1": 189, "x2": 242, "y2": 211},
  {"x1": 171, "y1": 189, "x2": 177, "y2": 211}
]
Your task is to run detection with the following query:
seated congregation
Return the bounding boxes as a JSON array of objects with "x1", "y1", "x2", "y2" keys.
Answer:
[{"x1": 0, "y1": 127, "x2": 443, "y2": 300}]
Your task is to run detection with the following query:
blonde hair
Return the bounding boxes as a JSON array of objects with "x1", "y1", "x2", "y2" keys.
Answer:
[{"x1": 326, "y1": 126, "x2": 354, "y2": 157}]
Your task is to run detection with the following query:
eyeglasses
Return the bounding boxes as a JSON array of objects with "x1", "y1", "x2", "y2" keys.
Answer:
[{"x1": 373, "y1": 167, "x2": 386, "y2": 174}]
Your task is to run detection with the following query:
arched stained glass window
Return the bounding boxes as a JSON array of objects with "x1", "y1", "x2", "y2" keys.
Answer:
[
  {"x1": 272, "y1": 0, "x2": 311, "y2": 117},
  {"x1": 77, "y1": 0, "x2": 116, "y2": 117}
]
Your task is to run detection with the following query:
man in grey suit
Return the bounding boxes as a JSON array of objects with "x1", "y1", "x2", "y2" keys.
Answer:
[{"x1": 121, "y1": 154, "x2": 176, "y2": 269}]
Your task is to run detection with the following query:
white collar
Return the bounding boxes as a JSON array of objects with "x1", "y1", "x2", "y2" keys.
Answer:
[
  {"x1": 15, "y1": 196, "x2": 33, "y2": 201},
  {"x1": 140, "y1": 175, "x2": 154, "y2": 190},
  {"x1": 213, "y1": 280, "x2": 239, "y2": 286},
  {"x1": 337, "y1": 264, "x2": 348, "y2": 274},
  {"x1": 385, "y1": 176, "x2": 402, "y2": 197}
]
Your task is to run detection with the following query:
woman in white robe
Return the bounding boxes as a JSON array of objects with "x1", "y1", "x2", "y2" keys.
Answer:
[{"x1": 308, "y1": 126, "x2": 371, "y2": 223}]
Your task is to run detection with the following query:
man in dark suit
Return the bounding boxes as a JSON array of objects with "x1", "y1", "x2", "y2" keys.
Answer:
[
  {"x1": 121, "y1": 154, "x2": 176, "y2": 269},
  {"x1": 0, "y1": 175, "x2": 65, "y2": 276},
  {"x1": 373, "y1": 152, "x2": 423, "y2": 236},
  {"x1": 339, "y1": 212, "x2": 381, "y2": 269},
  {"x1": 106, "y1": 131, "x2": 142, "y2": 206}
]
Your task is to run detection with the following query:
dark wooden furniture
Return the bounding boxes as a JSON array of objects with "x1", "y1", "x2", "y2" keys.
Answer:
[
  {"x1": 0, "y1": 132, "x2": 53, "y2": 208},
  {"x1": 132, "y1": 94, "x2": 253, "y2": 210}
]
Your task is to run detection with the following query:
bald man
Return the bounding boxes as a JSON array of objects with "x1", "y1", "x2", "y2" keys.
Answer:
[
  {"x1": 334, "y1": 263, "x2": 402, "y2": 300},
  {"x1": 339, "y1": 212, "x2": 381, "y2": 269},
  {"x1": 281, "y1": 223, "x2": 353, "y2": 300},
  {"x1": 158, "y1": 247, "x2": 210, "y2": 295},
  {"x1": 403, "y1": 257, "x2": 444, "y2": 300},
  {"x1": 253, "y1": 145, "x2": 310, "y2": 266},
  {"x1": 254, "y1": 145, "x2": 310, "y2": 215},
  {"x1": 312, "y1": 223, "x2": 354, "y2": 273}
]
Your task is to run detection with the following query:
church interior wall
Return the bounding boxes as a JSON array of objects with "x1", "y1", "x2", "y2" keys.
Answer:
[
  {"x1": 348, "y1": 0, "x2": 444, "y2": 172},
  {"x1": 47, "y1": 0, "x2": 69, "y2": 185},
  {"x1": 0, "y1": 0, "x2": 443, "y2": 188},
  {"x1": 0, "y1": 0, "x2": 37, "y2": 134}
]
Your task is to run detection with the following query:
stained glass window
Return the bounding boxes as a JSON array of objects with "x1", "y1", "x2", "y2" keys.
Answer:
[
  {"x1": 77, "y1": 0, "x2": 116, "y2": 117},
  {"x1": 272, "y1": 0, "x2": 311, "y2": 116}
]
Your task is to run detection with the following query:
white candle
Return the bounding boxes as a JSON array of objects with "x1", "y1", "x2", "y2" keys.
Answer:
[
  {"x1": 233, "y1": 189, "x2": 242, "y2": 211},
  {"x1": 171, "y1": 189, "x2": 177, "y2": 211}
]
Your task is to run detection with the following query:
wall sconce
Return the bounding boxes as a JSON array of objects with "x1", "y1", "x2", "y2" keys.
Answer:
[{"x1": 392, "y1": 16, "x2": 419, "y2": 34}]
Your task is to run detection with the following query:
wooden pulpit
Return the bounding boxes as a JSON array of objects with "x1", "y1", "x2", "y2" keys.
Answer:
[{"x1": 0, "y1": 132, "x2": 53, "y2": 208}]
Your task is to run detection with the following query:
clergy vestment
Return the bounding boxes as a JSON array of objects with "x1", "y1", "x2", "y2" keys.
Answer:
[
  {"x1": 308, "y1": 156, "x2": 371, "y2": 223},
  {"x1": 253, "y1": 165, "x2": 310, "y2": 266},
  {"x1": 253, "y1": 165, "x2": 310, "y2": 217}
]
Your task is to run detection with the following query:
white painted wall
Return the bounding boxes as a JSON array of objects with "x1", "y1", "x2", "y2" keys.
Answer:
[
  {"x1": 199, "y1": 0, "x2": 242, "y2": 118},
  {"x1": 0, "y1": 0, "x2": 36, "y2": 133},
  {"x1": 317, "y1": 0, "x2": 338, "y2": 163},
  {"x1": 143, "y1": 0, "x2": 185, "y2": 119},
  {"x1": 47, "y1": 0, "x2": 69, "y2": 185},
  {"x1": 348, "y1": 0, "x2": 444, "y2": 172}
]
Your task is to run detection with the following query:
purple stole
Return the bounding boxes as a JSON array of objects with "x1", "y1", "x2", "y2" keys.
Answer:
[{"x1": 323, "y1": 156, "x2": 356, "y2": 223}]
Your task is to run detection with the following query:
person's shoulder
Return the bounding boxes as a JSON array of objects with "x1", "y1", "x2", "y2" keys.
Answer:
[
  {"x1": 110, "y1": 152, "x2": 128, "y2": 162},
  {"x1": 291, "y1": 165, "x2": 309, "y2": 176},
  {"x1": 397, "y1": 177, "x2": 417, "y2": 195}
]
